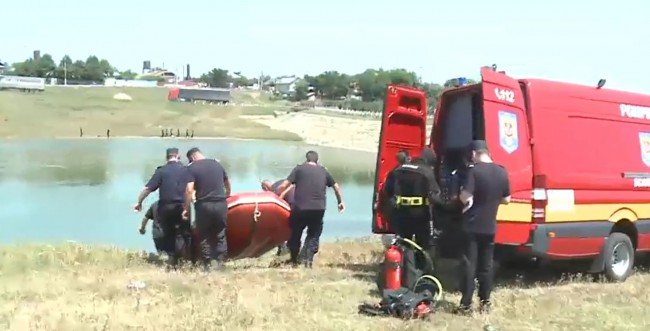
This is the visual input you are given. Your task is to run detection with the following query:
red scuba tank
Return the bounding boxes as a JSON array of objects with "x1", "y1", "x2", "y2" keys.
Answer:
[{"x1": 384, "y1": 245, "x2": 403, "y2": 290}]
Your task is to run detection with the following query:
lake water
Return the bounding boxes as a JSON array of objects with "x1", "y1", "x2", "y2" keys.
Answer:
[{"x1": 0, "y1": 138, "x2": 378, "y2": 251}]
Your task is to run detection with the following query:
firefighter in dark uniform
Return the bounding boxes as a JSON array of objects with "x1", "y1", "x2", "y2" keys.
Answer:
[
  {"x1": 133, "y1": 148, "x2": 190, "y2": 268},
  {"x1": 385, "y1": 147, "x2": 443, "y2": 259}
]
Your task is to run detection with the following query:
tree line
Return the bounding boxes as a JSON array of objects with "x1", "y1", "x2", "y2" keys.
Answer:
[
  {"x1": 6, "y1": 53, "x2": 171, "y2": 83},
  {"x1": 198, "y1": 67, "x2": 477, "y2": 111},
  {"x1": 9, "y1": 54, "x2": 116, "y2": 82},
  {"x1": 5, "y1": 53, "x2": 477, "y2": 110},
  {"x1": 295, "y1": 69, "x2": 449, "y2": 111}
]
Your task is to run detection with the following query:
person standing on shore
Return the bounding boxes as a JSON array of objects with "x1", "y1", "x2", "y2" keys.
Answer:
[
  {"x1": 133, "y1": 148, "x2": 190, "y2": 268},
  {"x1": 183, "y1": 147, "x2": 231, "y2": 271},
  {"x1": 455, "y1": 140, "x2": 511, "y2": 315},
  {"x1": 276, "y1": 150, "x2": 345, "y2": 268}
]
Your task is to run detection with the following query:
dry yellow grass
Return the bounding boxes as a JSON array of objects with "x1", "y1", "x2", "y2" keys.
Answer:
[
  {"x1": 0, "y1": 87, "x2": 300, "y2": 140},
  {"x1": 1, "y1": 240, "x2": 649, "y2": 331}
]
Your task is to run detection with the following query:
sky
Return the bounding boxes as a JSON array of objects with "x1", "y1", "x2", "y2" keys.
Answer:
[{"x1": 2, "y1": 0, "x2": 649, "y2": 92}]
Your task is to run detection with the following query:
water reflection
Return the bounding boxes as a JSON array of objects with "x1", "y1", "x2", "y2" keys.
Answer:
[
  {"x1": 8, "y1": 141, "x2": 110, "y2": 186},
  {"x1": 0, "y1": 138, "x2": 377, "y2": 250}
]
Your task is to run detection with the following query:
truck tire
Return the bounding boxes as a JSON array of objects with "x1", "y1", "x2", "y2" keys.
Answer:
[{"x1": 602, "y1": 232, "x2": 635, "y2": 282}]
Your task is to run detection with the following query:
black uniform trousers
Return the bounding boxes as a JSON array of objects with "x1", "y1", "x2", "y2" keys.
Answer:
[
  {"x1": 194, "y1": 200, "x2": 229, "y2": 266},
  {"x1": 459, "y1": 232, "x2": 495, "y2": 307},
  {"x1": 153, "y1": 237, "x2": 165, "y2": 253},
  {"x1": 287, "y1": 209, "x2": 325, "y2": 264},
  {"x1": 157, "y1": 202, "x2": 191, "y2": 264},
  {"x1": 393, "y1": 206, "x2": 436, "y2": 252},
  {"x1": 152, "y1": 224, "x2": 166, "y2": 253},
  {"x1": 276, "y1": 203, "x2": 294, "y2": 256}
]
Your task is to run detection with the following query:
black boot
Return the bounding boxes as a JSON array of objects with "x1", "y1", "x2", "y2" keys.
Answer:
[
  {"x1": 452, "y1": 304, "x2": 473, "y2": 316},
  {"x1": 166, "y1": 253, "x2": 179, "y2": 271},
  {"x1": 286, "y1": 249, "x2": 300, "y2": 267},
  {"x1": 479, "y1": 300, "x2": 492, "y2": 313}
]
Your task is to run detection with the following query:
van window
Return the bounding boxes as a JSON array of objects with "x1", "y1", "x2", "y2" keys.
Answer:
[
  {"x1": 443, "y1": 93, "x2": 473, "y2": 149},
  {"x1": 438, "y1": 89, "x2": 486, "y2": 152}
]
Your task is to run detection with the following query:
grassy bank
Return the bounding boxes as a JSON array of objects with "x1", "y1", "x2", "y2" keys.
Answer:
[
  {"x1": 1, "y1": 241, "x2": 648, "y2": 331},
  {"x1": 0, "y1": 87, "x2": 301, "y2": 140}
]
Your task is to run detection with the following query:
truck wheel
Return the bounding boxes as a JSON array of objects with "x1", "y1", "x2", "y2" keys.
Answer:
[{"x1": 602, "y1": 232, "x2": 635, "y2": 282}]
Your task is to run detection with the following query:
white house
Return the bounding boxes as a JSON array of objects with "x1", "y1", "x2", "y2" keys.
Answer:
[{"x1": 272, "y1": 76, "x2": 300, "y2": 95}]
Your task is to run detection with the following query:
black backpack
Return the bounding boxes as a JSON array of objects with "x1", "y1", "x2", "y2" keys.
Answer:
[{"x1": 359, "y1": 287, "x2": 435, "y2": 319}]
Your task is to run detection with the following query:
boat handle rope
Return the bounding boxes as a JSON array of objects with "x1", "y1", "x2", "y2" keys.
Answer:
[
  {"x1": 235, "y1": 195, "x2": 263, "y2": 259},
  {"x1": 253, "y1": 199, "x2": 261, "y2": 222}
]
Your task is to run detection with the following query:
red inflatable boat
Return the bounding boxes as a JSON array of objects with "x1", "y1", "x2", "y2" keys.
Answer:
[{"x1": 191, "y1": 191, "x2": 291, "y2": 260}]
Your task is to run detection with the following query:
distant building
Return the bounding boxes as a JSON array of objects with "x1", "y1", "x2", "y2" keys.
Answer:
[
  {"x1": 271, "y1": 76, "x2": 301, "y2": 96},
  {"x1": 137, "y1": 69, "x2": 177, "y2": 83},
  {"x1": 0, "y1": 75, "x2": 46, "y2": 92}
]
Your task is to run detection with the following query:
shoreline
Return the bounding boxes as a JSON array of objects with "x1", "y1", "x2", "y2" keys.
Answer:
[
  {"x1": 1, "y1": 87, "x2": 393, "y2": 153},
  {"x1": 0, "y1": 134, "x2": 378, "y2": 153},
  {"x1": 0, "y1": 235, "x2": 382, "y2": 250},
  {"x1": 0, "y1": 136, "x2": 262, "y2": 141},
  {"x1": 0, "y1": 112, "x2": 390, "y2": 153}
]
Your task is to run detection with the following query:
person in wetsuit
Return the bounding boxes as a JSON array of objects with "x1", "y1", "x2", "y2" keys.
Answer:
[
  {"x1": 139, "y1": 200, "x2": 165, "y2": 254},
  {"x1": 261, "y1": 179, "x2": 296, "y2": 255},
  {"x1": 377, "y1": 150, "x2": 412, "y2": 246},
  {"x1": 183, "y1": 147, "x2": 232, "y2": 271},
  {"x1": 261, "y1": 179, "x2": 296, "y2": 206},
  {"x1": 385, "y1": 147, "x2": 443, "y2": 259},
  {"x1": 383, "y1": 150, "x2": 412, "y2": 232},
  {"x1": 133, "y1": 148, "x2": 191, "y2": 267},
  {"x1": 276, "y1": 150, "x2": 345, "y2": 268},
  {"x1": 386, "y1": 150, "x2": 412, "y2": 185}
]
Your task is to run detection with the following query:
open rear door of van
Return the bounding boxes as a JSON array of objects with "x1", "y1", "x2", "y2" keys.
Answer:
[
  {"x1": 480, "y1": 67, "x2": 533, "y2": 242},
  {"x1": 372, "y1": 85, "x2": 429, "y2": 234}
]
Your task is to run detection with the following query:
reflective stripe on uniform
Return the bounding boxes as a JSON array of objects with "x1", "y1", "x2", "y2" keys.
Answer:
[{"x1": 395, "y1": 195, "x2": 429, "y2": 206}]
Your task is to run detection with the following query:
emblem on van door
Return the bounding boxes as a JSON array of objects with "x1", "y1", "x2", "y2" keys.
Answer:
[
  {"x1": 638, "y1": 132, "x2": 650, "y2": 167},
  {"x1": 498, "y1": 110, "x2": 519, "y2": 154}
]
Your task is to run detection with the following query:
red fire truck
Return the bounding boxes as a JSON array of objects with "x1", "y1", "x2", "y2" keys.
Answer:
[{"x1": 372, "y1": 66, "x2": 650, "y2": 281}]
